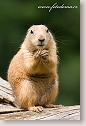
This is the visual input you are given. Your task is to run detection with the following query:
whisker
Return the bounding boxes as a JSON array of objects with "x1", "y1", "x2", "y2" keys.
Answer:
[
  {"x1": 54, "y1": 27, "x2": 66, "y2": 34},
  {"x1": 56, "y1": 36, "x2": 70, "y2": 45}
]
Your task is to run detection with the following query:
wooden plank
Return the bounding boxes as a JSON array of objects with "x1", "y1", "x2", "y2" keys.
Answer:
[
  {"x1": 0, "y1": 105, "x2": 80, "y2": 120},
  {"x1": 0, "y1": 77, "x2": 15, "y2": 104},
  {"x1": 0, "y1": 77, "x2": 12, "y2": 90},
  {"x1": 0, "y1": 89, "x2": 14, "y2": 102},
  {"x1": 0, "y1": 104, "x2": 23, "y2": 114},
  {"x1": 0, "y1": 84, "x2": 12, "y2": 95}
]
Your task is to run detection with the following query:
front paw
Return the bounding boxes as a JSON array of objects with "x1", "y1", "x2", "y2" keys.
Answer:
[
  {"x1": 34, "y1": 49, "x2": 42, "y2": 58},
  {"x1": 40, "y1": 50, "x2": 49, "y2": 59}
]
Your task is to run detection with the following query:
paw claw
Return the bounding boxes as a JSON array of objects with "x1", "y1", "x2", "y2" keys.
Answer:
[
  {"x1": 28, "y1": 106, "x2": 43, "y2": 112},
  {"x1": 34, "y1": 49, "x2": 49, "y2": 59},
  {"x1": 34, "y1": 49, "x2": 42, "y2": 58},
  {"x1": 40, "y1": 50, "x2": 49, "y2": 58}
]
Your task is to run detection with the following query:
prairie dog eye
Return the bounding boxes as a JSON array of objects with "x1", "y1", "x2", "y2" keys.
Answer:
[
  {"x1": 46, "y1": 29, "x2": 49, "y2": 33},
  {"x1": 30, "y1": 30, "x2": 34, "y2": 34}
]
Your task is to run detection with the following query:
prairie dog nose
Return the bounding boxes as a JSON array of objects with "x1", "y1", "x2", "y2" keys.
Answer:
[
  {"x1": 38, "y1": 39, "x2": 45, "y2": 43},
  {"x1": 38, "y1": 34, "x2": 45, "y2": 43}
]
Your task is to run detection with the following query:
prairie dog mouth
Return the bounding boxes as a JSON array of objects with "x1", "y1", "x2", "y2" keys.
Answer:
[{"x1": 37, "y1": 44, "x2": 44, "y2": 47}]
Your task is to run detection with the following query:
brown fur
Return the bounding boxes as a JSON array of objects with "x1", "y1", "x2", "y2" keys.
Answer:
[{"x1": 7, "y1": 25, "x2": 59, "y2": 112}]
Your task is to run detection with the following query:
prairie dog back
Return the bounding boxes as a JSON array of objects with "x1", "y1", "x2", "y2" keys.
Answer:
[{"x1": 7, "y1": 25, "x2": 59, "y2": 112}]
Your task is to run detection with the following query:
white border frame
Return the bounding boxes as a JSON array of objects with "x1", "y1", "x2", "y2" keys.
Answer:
[{"x1": 0, "y1": 0, "x2": 85, "y2": 125}]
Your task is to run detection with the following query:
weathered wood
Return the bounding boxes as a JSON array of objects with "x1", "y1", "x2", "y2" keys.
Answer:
[
  {"x1": 0, "y1": 104, "x2": 23, "y2": 114},
  {"x1": 0, "y1": 105, "x2": 80, "y2": 120},
  {"x1": 0, "y1": 77, "x2": 80, "y2": 120},
  {"x1": 0, "y1": 77, "x2": 15, "y2": 104}
]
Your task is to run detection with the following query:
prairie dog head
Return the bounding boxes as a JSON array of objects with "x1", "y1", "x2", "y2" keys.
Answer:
[{"x1": 22, "y1": 25, "x2": 56, "y2": 51}]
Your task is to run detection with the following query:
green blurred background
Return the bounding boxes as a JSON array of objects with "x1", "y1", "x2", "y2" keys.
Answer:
[{"x1": 0, "y1": 0, "x2": 80, "y2": 106}]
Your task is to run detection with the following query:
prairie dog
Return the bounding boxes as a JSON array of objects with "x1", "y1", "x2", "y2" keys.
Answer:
[{"x1": 7, "y1": 25, "x2": 59, "y2": 112}]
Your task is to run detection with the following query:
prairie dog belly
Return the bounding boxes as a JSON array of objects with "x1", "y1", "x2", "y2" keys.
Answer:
[{"x1": 26, "y1": 76, "x2": 58, "y2": 106}]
